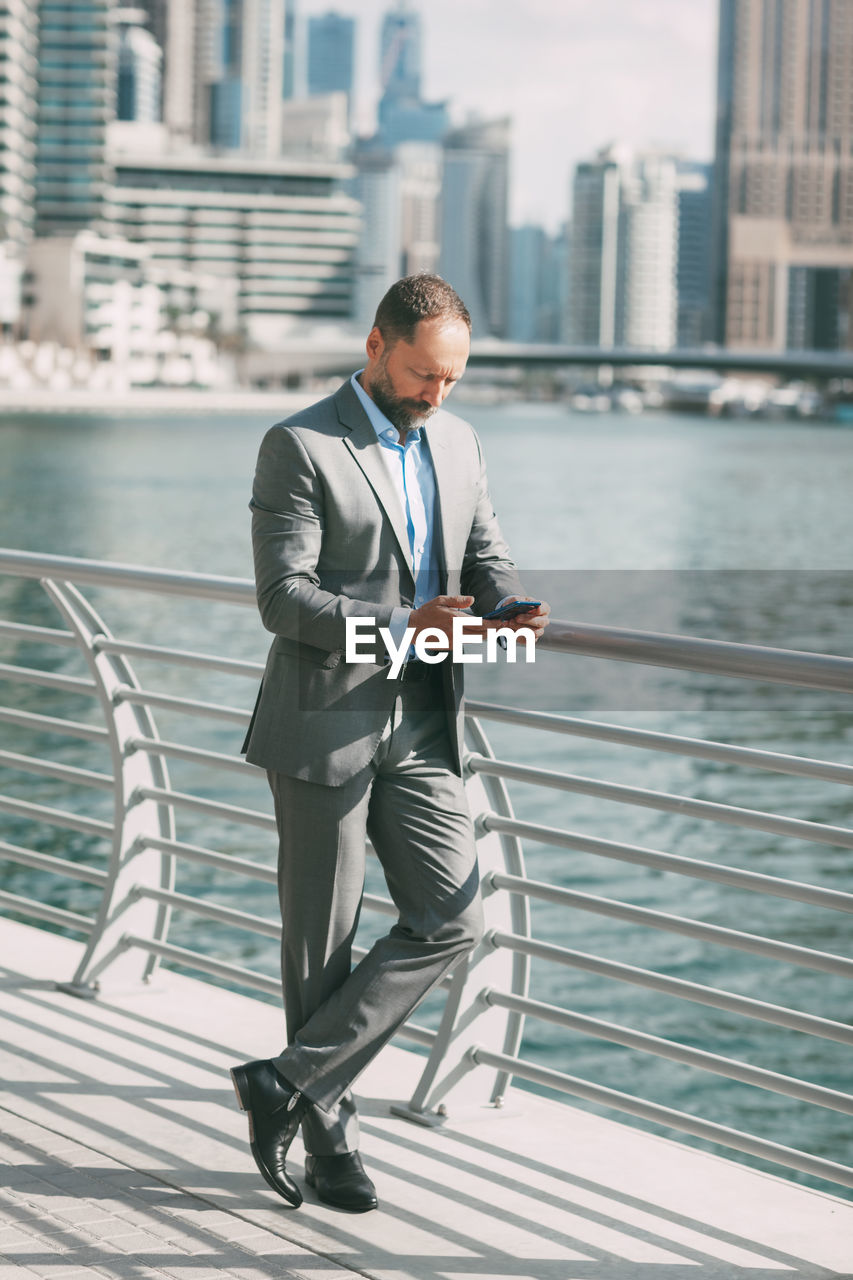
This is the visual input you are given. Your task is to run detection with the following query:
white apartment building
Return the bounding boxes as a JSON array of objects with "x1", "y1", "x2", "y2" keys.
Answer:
[
  {"x1": 104, "y1": 152, "x2": 359, "y2": 348},
  {"x1": 0, "y1": 0, "x2": 40, "y2": 323},
  {"x1": 22, "y1": 231, "x2": 161, "y2": 369},
  {"x1": 568, "y1": 145, "x2": 678, "y2": 351}
]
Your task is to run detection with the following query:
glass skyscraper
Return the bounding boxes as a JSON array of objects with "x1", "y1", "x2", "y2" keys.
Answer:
[
  {"x1": 376, "y1": 1, "x2": 447, "y2": 147},
  {"x1": 307, "y1": 12, "x2": 355, "y2": 123},
  {"x1": 34, "y1": 0, "x2": 115, "y2": 235}
]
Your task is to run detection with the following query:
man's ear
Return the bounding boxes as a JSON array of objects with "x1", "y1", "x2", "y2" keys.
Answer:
[{"x1": 365, "y1": 326, "x2": 385, "y2": 364}]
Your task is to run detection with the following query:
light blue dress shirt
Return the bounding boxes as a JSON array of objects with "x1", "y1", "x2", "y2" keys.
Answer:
[{"x1": 350, "y1": 372, "x2": 441, "y2": 650}]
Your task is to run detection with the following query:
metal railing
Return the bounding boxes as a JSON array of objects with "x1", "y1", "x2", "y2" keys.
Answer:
[{"x1": 1, "y1": 547, "x2": 851, "y2": 1195}]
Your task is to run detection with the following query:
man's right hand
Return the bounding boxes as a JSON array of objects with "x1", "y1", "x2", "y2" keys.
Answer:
[{"x1": 409, "y1": 595, "x2": 475, "y2": 645}]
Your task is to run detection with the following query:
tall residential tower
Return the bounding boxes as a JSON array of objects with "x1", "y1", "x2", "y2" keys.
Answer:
[
  {"x1": 712, "y1": 0, "x2": 853, "y2": 350},
  {"x1": 34, "y1": 0, "x2": 116, "y2": 236},
  {"x1": 439, "y1": 118, "x2": 510, "y2": 338},
  {"x1": 0, "y1": 0, "x2": 40, "y2": 319}
]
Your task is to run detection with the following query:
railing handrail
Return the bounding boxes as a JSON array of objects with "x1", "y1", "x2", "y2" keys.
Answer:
[
  {"x1": 0, "y1": 548, "x2": 256, "y2": 606},
  {"x1": 3, "y1": 546, "x2": 852, "y2": 692}
]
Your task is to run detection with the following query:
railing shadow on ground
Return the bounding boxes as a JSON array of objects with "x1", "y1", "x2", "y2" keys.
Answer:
[
  {"x1": 1, "y1": 943, "x2": 846, "y2": 1280},
  {"x1": 1, "y1": 547, "x2": 852, "y2": 1213}
]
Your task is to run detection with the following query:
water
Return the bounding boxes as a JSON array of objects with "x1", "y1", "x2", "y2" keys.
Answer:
[{"x1": 1, "y1": 400, "x2": 852, "y2": 1194}]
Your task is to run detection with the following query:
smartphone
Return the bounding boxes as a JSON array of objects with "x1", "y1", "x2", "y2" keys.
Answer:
[{"x1": 482, "y1": 599, "x2": 542, "y2": 621}]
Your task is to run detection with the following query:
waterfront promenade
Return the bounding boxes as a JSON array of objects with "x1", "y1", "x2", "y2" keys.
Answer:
[{"x1": 2, "y1": 919, "x2": 851, "y2": 1280}]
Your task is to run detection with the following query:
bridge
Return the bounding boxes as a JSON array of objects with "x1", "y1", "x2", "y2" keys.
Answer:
[{"x1": 241, "y1": 339, "x2": 853, "y2": 386}]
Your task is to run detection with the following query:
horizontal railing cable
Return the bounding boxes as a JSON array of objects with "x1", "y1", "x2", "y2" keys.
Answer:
[
  {"x1": 0, "y1": 839, "x2": 108, "y2": 886},
  {"x1": 481, "y1": 990, "x2": 853, "y2": 1114},
  {"x1": 480, "y1": 815, "x2": 853, "y2": 912},
  {"x1": 0, "y1": 794, "x2": 112, "y2": 839},
  {"x1": 0, "y1": 749, "x2": 113, "y2": 792},
  {"x1": 467, "y1": 1046, "x2": 853, "y2": 1190},
  {"x1": 120, "y1": 935, "x2": 282, "y2": 996},
  {"x1": 0, "y1": 707, "x2": 109, "y2": 742},
  {"x1": 128, "y1": 737, "x2": 258, "y2": 776},
  {"x1": 0, "y1": 889, "x2": 93, "y2": 934},
  {"x1": 469, "y1": 755, "x2": 853, "y2": 850},
  {"x1": 114, "y1": 685, "x2": 250, "y2": 725},
  {"x1": 483, "y1": 934, "x2": 853, "y2": 1046},
  {"x1": 0, "y1": 662, "x2": 96, "y2": 696},
  {"x1": 465, "y1": 701, "x2": 853, "y2": 787},
  {"x1": 133, "y1": 785, "x2": 276, "y2": 831},
  {"x1": 0, "y1": 621, "x2": 77, "y2": 648},
  {"x1": 95, "y1": 637, "x2": 263, "y2": 678},
  {"x1": 139, "y1": 834, "x2": 277, "y2": 883},
  {"x1": 134, "y1": 886, "x2": 282, "y2": 939},
  {"x1": 486, "y1": 893, "x2": 853, "y2": 978}
]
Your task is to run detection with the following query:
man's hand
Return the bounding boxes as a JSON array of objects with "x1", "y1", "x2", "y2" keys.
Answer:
[
  {"x1": 409, "y1": 594, "x2": 551, "y2": 648},
  {"x1": 409, "y1": 595, "x2": 475, "y2": 645},
  {"x1": 485, "y1": 597, "x2": 551, "y2": 642}
]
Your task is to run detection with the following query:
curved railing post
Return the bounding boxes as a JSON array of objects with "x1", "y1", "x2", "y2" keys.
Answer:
[
  {"x1": 393, "y1": 714, "x2": 531, "y2": 1122},
  {"x1": 43, "y1": 579, "x2": 176, "y2": 995}
]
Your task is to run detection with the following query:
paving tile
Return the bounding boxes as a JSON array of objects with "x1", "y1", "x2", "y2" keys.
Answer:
[{"x1": 0, "y1": 1237, "x2": 32, "y2": 1252}]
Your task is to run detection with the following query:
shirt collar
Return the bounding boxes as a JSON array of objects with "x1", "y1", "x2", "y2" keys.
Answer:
[{"x1": 350, "y1": 370, "x2": 423, "y2": 447}]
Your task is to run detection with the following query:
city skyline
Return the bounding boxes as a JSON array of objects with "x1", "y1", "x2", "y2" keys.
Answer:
[{"x1": 296, "y1": 0, "x2": 718, "y2": 230}]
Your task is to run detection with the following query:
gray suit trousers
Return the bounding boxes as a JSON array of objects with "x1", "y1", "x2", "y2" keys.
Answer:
[{"x1": 268, "y1": 674, "x2": 484, "y2": 1156}]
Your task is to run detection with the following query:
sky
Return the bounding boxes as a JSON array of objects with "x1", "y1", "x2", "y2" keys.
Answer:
[{"x1": 297, "y1": 0, "x2": 719, "y2": 232}]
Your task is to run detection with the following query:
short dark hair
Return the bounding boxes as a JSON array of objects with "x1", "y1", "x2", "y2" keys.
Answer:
[{"x1": 373, "y1": 273, "x2": 471, "y2": 347}]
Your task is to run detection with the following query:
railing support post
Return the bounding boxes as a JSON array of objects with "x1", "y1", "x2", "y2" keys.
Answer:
[{"x1": 42, "y1": 580, "x2": 175, "y2": 995}]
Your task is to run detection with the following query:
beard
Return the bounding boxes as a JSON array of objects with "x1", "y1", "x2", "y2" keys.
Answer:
[{"x1": 367, "y1": 361, "x2": 437, "y2": 434}]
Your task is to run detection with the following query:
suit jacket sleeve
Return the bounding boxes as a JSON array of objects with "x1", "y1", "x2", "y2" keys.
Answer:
[{"x1": 249, "y1": 424, "x2": 396, "y2": 653}]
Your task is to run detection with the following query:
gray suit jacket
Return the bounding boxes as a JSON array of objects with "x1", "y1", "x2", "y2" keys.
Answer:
[{"x1": 242, "y1": 378, "x2": 523, "y2": 784}]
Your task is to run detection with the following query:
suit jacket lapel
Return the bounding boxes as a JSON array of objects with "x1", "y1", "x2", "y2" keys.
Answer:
[
  {"x1": 425, "y1": 418, "x2": 468, "y2": 583},
  {"x1": 336, "y1": 382, "x2": 415, "y2": 586}
]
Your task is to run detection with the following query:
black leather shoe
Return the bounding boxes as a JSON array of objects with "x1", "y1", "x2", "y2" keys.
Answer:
[
  {"x1": 230, "y1": 1059, "x2": 307, "y2": 1207},
  {"x1": 304, "y1": 1151, "x2": 378, "y2": 1212}
]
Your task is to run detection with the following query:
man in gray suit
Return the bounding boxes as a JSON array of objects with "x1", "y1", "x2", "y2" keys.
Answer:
[{"x1": 231, "y1": 274, "x2": 549, "y2": 1212}]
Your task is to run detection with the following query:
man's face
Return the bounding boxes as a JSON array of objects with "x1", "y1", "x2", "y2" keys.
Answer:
[{"x1": 364, "y1": 317, "x2": 471, "y2": 433}]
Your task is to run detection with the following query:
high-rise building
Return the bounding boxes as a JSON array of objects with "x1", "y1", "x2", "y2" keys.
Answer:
[
  {"x1": 376, "y1": 1, "x2": 447, "y2": 147},
  {"x1": 568, "y1": 150, "x2": 622, "y2": 347},
  {"x1": 439, "y1": 118, "x2": 510, "y2": 338},
  {"x1": 508, "y1": 225, "x2": 568, "y2": 345},
  {"x1": 0, "y1": 0, "x2": 40, "y2": 320},
  {"x1": 117, "y1": 8, "x2": 163, "y2": 123},
  {"x1": 567, "y1": 145, "x2": 678, "y2": 351},
  {"x1": 196, "y1": 0, "x2": 286, "y2": 156},
  {"x1": 396, "y1": 140, "x2": 441, "y2": 276},
  {"x1": 350, "y1": 145, "x2": 402, "y2": 327},
  {"x1": 619, "y1": 153, "x2": 678, "y2": 350},
  {"x1": 307, "y1": 12, "x2": 355, "y2": 125},
  {"x1": 509, "y1": 226, "x2": 548, "y2": 344},
  {"x1": 676, "y1": 161, "x2": 713, "y2": 348},
  {"x1": 139, "y1": 0, "x2": 195, "y2": 143},
  {"x1": 712, "y1": 0, "x2": 853, "y2": 350},
  {"x1": 33, "y1": 0, "x2": 116, "y2": 236},
  {"x1": 282, "y1": 1, "x2": 296, "y2": 99}
]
